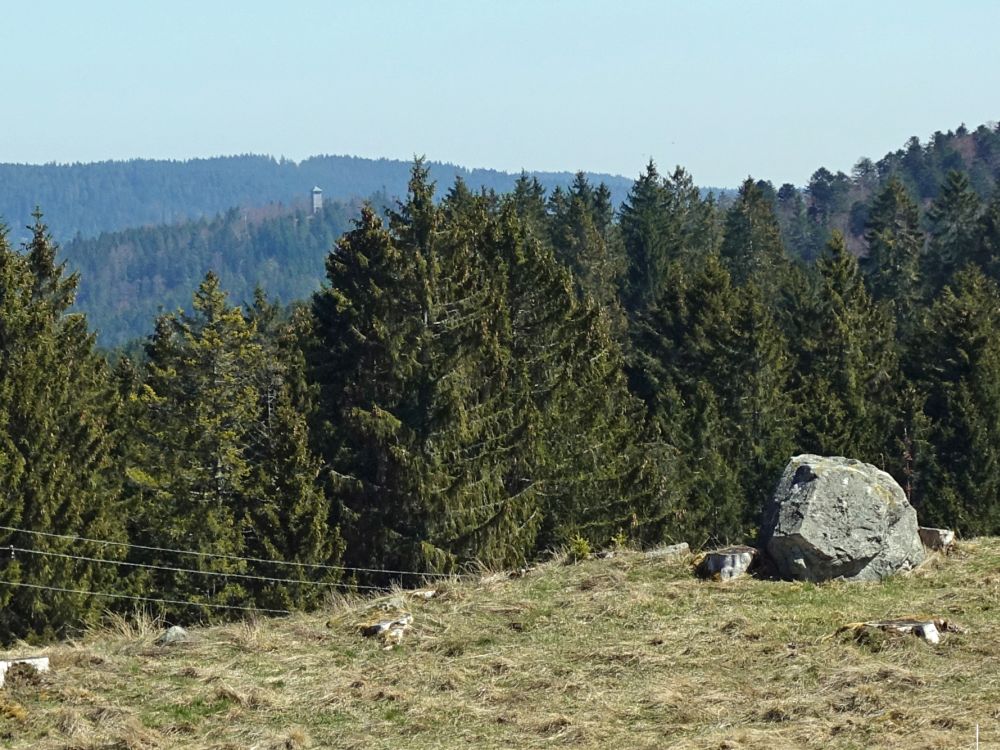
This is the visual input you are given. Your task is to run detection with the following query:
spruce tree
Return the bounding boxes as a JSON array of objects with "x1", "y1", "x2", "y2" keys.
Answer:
[
  {"x1": 548, "y1": 173, "x2": 627, "y2": 338},
  {"x1": 496, "y1": 201, "x2": 672, "y2": 550},
  {"x1": 309, "y1": 203, "x2": 426, "y2": 579},
  {"x1": 912, "y1": 266, "x2": 1000, "y2": 534},
  {"x1": 925, "y1": 171, "x2": 983, "y2": 294},
  {"x1": 720, "y1": 178, "x2": 789, "y2": 296},
  {"x1": 0, "y1": 214, "x2": 125, "y2": 642},
  {"x1": 509, "y1": 173, "x2": 549, "y2": 241},
  {"x1": 621, "y1": 163, "x2": 717, "y2": 313},
  {"x1": 785, "y1": 231, "x2": 900, "y2": 461},
  {"x1": 128, "y1": 273, "x2": 336, "y2": 615},
  {"x1": 311, "y1": 165, "x2": 538, "y2": 576},
  {"x1": 662, "y1": 166, "x2": 718, "y2": 261},
  {"x1": 128, "y1": 275, "x2": 260, "y2": 610},
  {"x1": 403, "y1": 178, "x2": 536, "y2": 570},
  {"x1": 863, "y1": 176, "x2": 924, "y2": 336},
  {"x1": 628, "y1": 252, "x2": 790, "y2": 543},
  {"x1": 242, "y1": 295, "x2": 340, "y2": 610},
  {"x1": 621, "y1": 161, "x2": 671, "y2": 311}
]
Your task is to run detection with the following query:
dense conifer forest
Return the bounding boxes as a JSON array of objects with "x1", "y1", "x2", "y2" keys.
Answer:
[
  {"x1": 43, "y1": 122, "x2": 1000, "y2": 347},
  {"x1": 66, "y1": 201, "x2": 360, "y2": 348},
  {"x1": 3, "y1": 123, "x2": 1000, "y2": 643}
]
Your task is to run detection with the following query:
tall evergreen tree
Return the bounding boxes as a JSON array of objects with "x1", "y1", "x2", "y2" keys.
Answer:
[
  {"x1": 0, "y1": 214, "x2": 125, "y2": 642},
  {"x1": 863, "y1": 176, "x2": 924, "y2": 336},
  {"x1": 404, "y1": 179, "x2": 539, "y2": 569},
  {"x1": 242, "y1": 294, "x2": 341, "y2": 610},
  {"x1": 496, "y1": 201, "x2": 672, "y2": 549},
  {"x1": 127, "y1": 273, "x2": 336, "y2": 614},
  {"x1": 727, "y1": 279, "x2": 795, "y2": 524},
  {"x1": 620, "y1": 163, "x2": 717, "y2": 312},
  {"x1": 719, "y1": 178, "x2": 788, "y2": 296},
  {"x1": 662, "y1": 165, "x2": 717, "y2": 260},
  {"x1": 628, "y1": 252, "x2": 790, "y2": 543},
  {"x1": 548, "y1": 173, "x2": 627, "y2": 337},
  {"x1": 925, "y1": 170, "x2": 983, "y2": 293},
  {"x1": 311, "y1": 166, "x2": 538, "y2": 576},
  {"x1": 775, "y1": 183, "x2": 817, "y2": 260},
  {"x1": 913, "y1": 266, "x2": 1000, "y2": 534},
  {"x1": 785, "y1": 231, "x2": 900, "y2": 461},
  {"x1": 509, "y1": 173, "x2": 550, "y2": 241},
  {"x1": 309, "y1": 203, "x2": 426, "y2": 578},
  {"x1": 621, "y1": 161, "x2": 671, "y2": 311}
]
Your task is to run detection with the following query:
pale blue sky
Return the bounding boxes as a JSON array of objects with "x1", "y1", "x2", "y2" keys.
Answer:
[{"x1": 4, "y1": 1, "x2": 999, "y2": 187}]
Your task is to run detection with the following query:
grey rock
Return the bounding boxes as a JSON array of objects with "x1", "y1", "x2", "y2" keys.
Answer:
[
  {"x1": 156, "y1": 625, "x2": 189, "y2": 646},
  {"x1": 696, "y1": 546, "x2": 757, "y2": 581},
  {"x1": 761, "y1": 454, "x2": 925, "y2": 582},
  {"x1": 918, "y1": 526, "x2": 955, "y2": 552}
]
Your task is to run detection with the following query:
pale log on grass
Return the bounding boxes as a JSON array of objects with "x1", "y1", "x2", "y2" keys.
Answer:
[
  {"x1": 644, "y1": 542, "x2": 690, "y2": 559},
  {"x1": 839, "y1": 618, "x2": 966, "y2": 645}
]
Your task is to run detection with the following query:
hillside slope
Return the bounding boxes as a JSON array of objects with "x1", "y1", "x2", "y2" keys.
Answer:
[
  {"x1": 64, "y1": 201, "x2": 356, "y2": 347},
  {"x1": 0, "y1": 540, "x2": 996, "y2": 749},
  {"x1": 773, "y1": 121, "x2": 1000, "y2": 259}
]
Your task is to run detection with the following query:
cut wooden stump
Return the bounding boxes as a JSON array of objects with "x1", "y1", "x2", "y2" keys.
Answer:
[
  {"x1": 695, "y1": 546, "x2": 757, "y2": 581},
  {"x1": 408, "y1": 589, "x2": 439, "y2": 600},
  {"x1": 918, "y1": 527, "x2": 956, "y2": 552},
  {"x1": 156, "y1": 625, "x2": 190, "y2": 646},
  {"x1": 0, "y1": 656, "x2": 49, "y2": 688}
]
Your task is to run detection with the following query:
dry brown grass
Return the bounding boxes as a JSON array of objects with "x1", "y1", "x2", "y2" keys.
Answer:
[{"x1": 1, "y1": 540, "x2": 998, "y2": 748}]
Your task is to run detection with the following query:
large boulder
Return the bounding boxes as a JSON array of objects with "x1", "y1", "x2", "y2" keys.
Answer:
[{"x1": 761, "y1": 454, "x2": 924, "y2": 582}]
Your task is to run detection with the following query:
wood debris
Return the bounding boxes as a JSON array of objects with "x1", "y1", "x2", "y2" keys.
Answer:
[
  {"x1": 408, "y1": 588, "x2": 438, "y2": 600},
  {"x1": 839, "y1": 618, "x2": 966, "y2": 645},
  {"x1": 359, "y1": 613, "x2": 413, "y2": 650}
]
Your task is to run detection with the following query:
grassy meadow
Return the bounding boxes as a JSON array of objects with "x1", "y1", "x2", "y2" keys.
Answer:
[{"x1": 1, "y1": 540, "x2": 998, "y2": 749}]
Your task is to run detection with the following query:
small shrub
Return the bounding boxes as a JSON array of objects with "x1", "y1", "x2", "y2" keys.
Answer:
[
  {"x1": 566, "y1": 534, "x2": 591, "y2": 563},
  {"x1": 610, "y1": 529, "x2": 629, "y2": 550}
]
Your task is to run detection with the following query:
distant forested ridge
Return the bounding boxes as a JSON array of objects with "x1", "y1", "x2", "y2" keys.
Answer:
[
  {"x1": 61, "y1": 121, "x2": 1000, "y2": 347},
  {"x1": 0, "y1": 154, "x2": 638, "y2": 242},
  {"x1": 770, "y1": 121, "x2": 1000, "y2": 259},
  {"x1": 66, "y1": 201, "x2": 358, "y2": 347}
]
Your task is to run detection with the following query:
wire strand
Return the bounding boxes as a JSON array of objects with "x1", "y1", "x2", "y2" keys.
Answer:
[
  {"x1": 0, "y1": 578, "x2": 291, "y2": 615},
  {"x1": 0, "y1": 524, "x2": 475, "y2": 580},
  {"x1": 8, "y1": 546, "x2": 385, "y2": 591}
]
